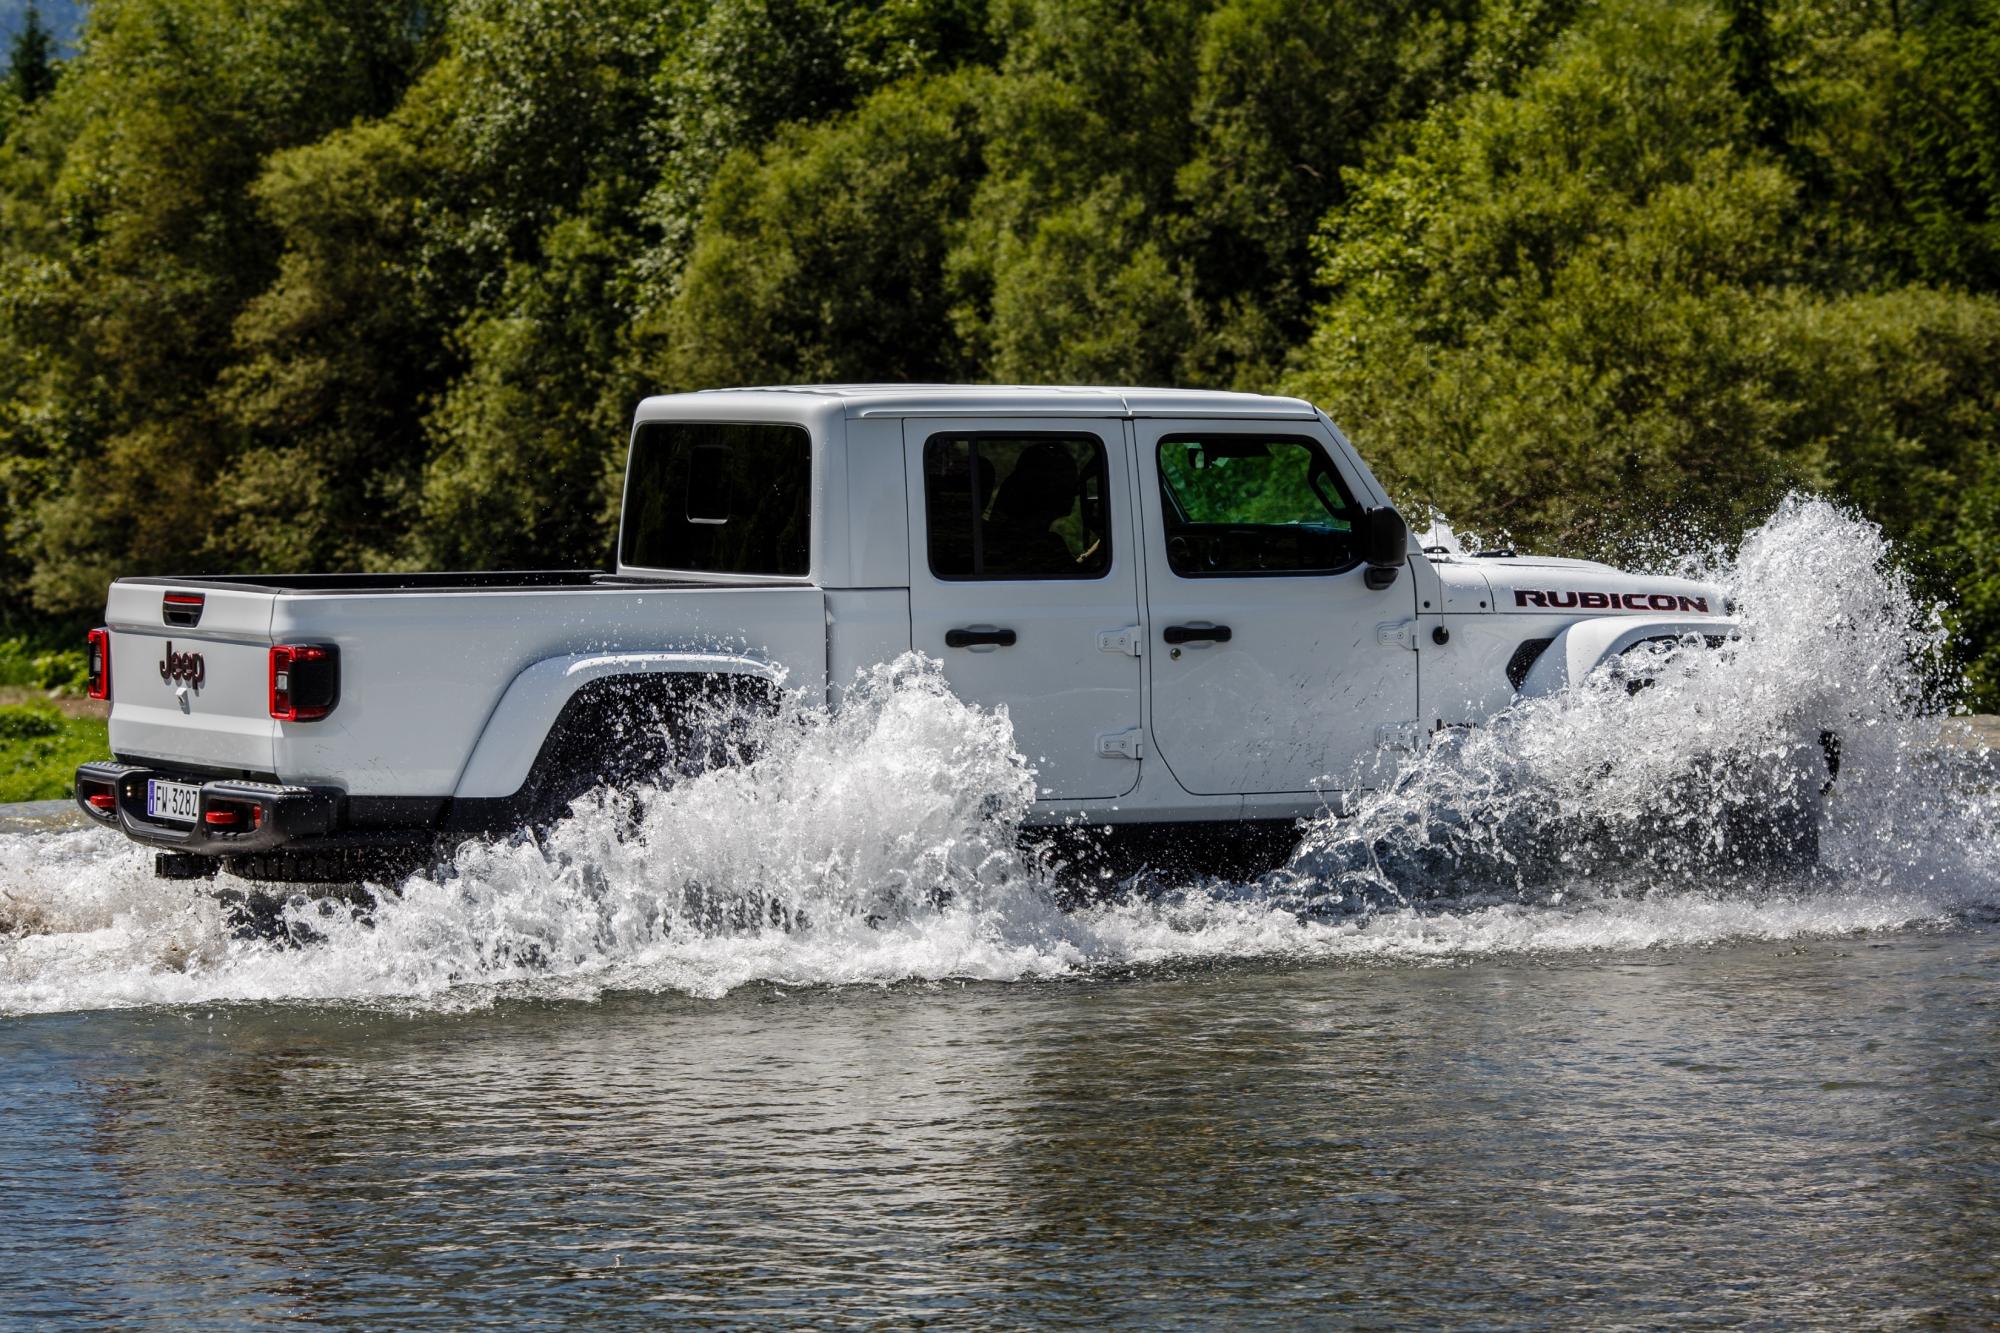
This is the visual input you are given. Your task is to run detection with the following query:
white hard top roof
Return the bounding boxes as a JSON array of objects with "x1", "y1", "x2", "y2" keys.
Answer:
[{"x1": 634, "y1": 384, "x2": 1321, "y2": 420}]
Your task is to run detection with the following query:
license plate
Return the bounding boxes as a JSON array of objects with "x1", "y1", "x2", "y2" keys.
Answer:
[{"x1": 146, "y1": 779, "x2": 201, "y2": 823}]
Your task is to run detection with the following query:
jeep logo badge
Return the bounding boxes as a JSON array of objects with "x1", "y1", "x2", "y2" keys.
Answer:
[{"x1": 159, "y1": 641, "x2": 206, "y2": 691}]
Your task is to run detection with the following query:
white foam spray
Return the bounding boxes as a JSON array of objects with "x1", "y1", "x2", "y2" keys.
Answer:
[{"x1": 2, "y1": 497, "x2": 1993, "y2": 1015}]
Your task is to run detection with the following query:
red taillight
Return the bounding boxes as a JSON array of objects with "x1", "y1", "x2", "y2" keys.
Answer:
[
  {"x1": 269, "y1": 643, "x2": 339, "y2": 722},
  {"x1": 87, "y1": 628, "x2": 111, "y2": 701}
]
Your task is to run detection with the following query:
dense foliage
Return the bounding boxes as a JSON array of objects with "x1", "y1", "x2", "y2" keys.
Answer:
[{"x1": 0, "y1": 0, "x2": 1996, "y2": 701}]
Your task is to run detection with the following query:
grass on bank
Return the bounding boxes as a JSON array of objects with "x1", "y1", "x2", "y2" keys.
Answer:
[
  {"x1": 0, "y1": 638, "x2": 102, "y2": 802},
  {"x1": 0, "y1": 699, "x2": 105, "y2": 803},
  {"x1": 0, "y1": 636, "x2": 90, "y2": 694}
]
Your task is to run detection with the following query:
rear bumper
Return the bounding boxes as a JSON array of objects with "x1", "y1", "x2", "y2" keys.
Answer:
[{"x1": 75, "y1": 760, "x2": 347, "y2": 855}]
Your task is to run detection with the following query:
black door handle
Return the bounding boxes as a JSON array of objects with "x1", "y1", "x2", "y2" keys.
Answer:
[
  {"x1": 1163, "y1": 624, "x2": 1232, "y2": 645},
  {"x1": 945, "y1": 627, "x2": 1018, "y2": 648}
]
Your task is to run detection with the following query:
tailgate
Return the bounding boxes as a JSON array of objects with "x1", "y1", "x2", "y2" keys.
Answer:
[{"x1": 103, "y1": 583, "x2": 278, "y2": 774}]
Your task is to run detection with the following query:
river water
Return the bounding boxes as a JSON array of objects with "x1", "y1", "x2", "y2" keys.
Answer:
[{"x1": 3, "y1": 498, "x2": 1998, "y2": 1326}]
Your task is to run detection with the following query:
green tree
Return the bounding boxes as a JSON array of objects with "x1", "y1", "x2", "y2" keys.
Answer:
[
  {"x1": 629, "y1": 0, "x2": 993, "y2": 355},
  {"x1": 218, "y1": 0, "x2": 682, "y2": 574},
  {"x1": 954, "y1": 0, "x2": 1478, "y2": 387},
  {"x1": 654, "y1": 69, "x2": 988, "y2": 391},
  {"x1": 6, "y1": 3, "x2": 57, "y2": 105},
  {"x1": 401, "y1": 0, "x2": 991, "y2": 572},
  {"x1": 0, "y1": 0, "x2": 437, "y2": 613},
  {"x1": 1288, "y1": 0, "x2": 2000, "y2": 696},
  {"x1": 949, "y1": 0, "x2": 1213, "y2": 384},
  {"x1": 212, "y1": 109, "x2": 452, "y2": 572},
  {"x1": 416, "y1": 215, "x2": 639, "y2": 569}
]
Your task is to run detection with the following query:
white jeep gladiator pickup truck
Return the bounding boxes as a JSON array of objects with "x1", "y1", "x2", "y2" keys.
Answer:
[{"x1": 75, "y1": 385, "x2": 1730, "y2": 883}]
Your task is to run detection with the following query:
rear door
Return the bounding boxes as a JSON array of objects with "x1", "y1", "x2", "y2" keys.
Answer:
[
  {"x1": 904, "y1": 416, "x2": 1143, "y2": 801},
  {"x1": 1136, "y1": 419, "x2": 1419, "y2": 796}
]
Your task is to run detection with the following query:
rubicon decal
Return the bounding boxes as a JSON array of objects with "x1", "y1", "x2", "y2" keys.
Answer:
[
  {"x1": 1514, "y1": 590, "x2": 1710, "y2": 613},
  {"x1": 159, "y1": 642, "x2": 206, "y2": 690}
]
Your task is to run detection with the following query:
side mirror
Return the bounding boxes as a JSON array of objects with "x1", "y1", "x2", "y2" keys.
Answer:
[{"x1": 1360, "y1": 506, "x2": 1408, "y2": 590}]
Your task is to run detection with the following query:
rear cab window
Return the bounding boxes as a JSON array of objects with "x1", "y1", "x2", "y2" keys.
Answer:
[
  {"x1": 1155, "y1": 434, "x2": 1359, "y2": 576},
  {"x1": 923, "y1": 434, "x2": 1111, "y2": 580},
  {"x1": 620, "y1": 421, "x2": 811, "y2": 575}
]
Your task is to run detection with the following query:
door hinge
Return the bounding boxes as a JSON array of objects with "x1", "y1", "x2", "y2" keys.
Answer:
[
  {"x1": 1097, "y1": 626, "x2": 1143, "y2": 657},
  {"x1": 1377, "y1": 620, "x2": 1418, "y2": 651},
  {"x1": 1096, "y1": 727, "x2": 1144, "y2": 760},
  {"x1": 1376, "y1": 721, "x2": 1422, "y2": 751}
]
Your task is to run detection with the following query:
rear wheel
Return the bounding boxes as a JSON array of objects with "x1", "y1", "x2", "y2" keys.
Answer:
[{"x1": 521, "y1": 673, "x2": 780, "y2": 828}]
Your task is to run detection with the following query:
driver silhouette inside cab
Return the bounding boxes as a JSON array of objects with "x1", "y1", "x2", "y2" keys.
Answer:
[{"x1": 981, "y1": 442, "x2": 1087, "y2": 577}]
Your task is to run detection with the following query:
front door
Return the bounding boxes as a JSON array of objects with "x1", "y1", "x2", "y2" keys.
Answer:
[
  {"x1": 904, "y1": 417, "x2": 1143, "y2": 801},
  {"x1": 1137, "y1": 420, "x2": 1419, "y2": 796}
]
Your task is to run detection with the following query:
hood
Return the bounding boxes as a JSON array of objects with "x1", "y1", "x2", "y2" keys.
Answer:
[{"x1": 1437, "y1": 553, "x2": 1728, "y2": 617}]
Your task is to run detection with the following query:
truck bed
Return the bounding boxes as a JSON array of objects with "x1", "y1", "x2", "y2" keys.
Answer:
[
  {"x1": 117, "y1": 570, "x2": 729, "y2": 595},
  {"x1": 100, "y1": 575, "x2": 830, "y2": 797}
]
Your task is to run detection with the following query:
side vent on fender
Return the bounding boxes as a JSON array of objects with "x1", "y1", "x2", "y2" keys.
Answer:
[{"x1": 1506, "y1": 637, "x2": 1555, "y2": 691}]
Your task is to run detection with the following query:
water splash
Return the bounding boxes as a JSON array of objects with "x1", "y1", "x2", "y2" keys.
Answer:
[
  {"x1": 1, "y1": 497, "x2": 1993, "y2": 1015},
  {"x1": 286, "y1": 656, "x2": 1087, "y2": 1003},
  {"x1": 1287, "y1": 495, "x2": 1988, "y2": 904}
]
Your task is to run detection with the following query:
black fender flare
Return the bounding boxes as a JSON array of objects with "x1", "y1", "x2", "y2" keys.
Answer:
[{"x1": 448, "y1": 672, "x2": 781, "y2": 832}]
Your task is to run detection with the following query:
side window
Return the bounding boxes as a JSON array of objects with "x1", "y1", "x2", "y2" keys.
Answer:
[
  {"x1": 620, "y1": 421, "x2": 811, "y2": 575},
  {"x1": 1156, "y1": 435, "x2": 1358, "y2": 577},
  {"x1": 924, "y1": 434, "x2": 1111, "y2": 580}
]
